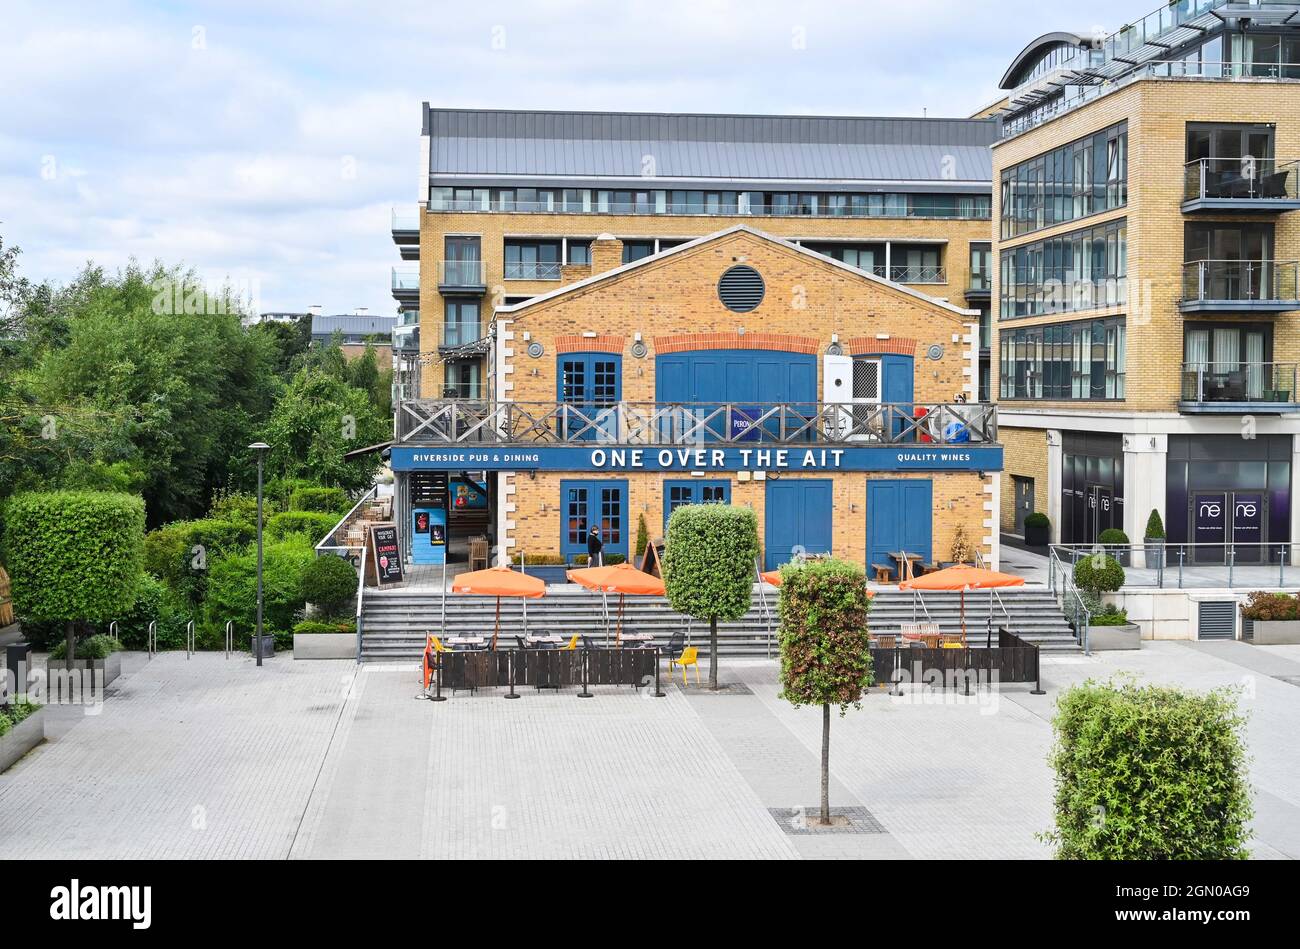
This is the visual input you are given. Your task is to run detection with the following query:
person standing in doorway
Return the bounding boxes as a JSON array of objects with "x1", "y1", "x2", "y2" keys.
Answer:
[{"x1": 587, "y1": 524, "x2": 603, "y2": 566}]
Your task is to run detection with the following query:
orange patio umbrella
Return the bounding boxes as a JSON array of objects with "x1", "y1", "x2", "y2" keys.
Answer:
[
  {"x1": 761, "y1": 568, "x2": 875, "y2": 595},
  {"x1": 899, "y1": 564, "x2": 1024, "y2": 644},
  {"x1": 451, "y1": 565, "x2": 546, "y2": 649},
  {"x1": 567, "y1": 562, "x2": 666, "y2": 644}
]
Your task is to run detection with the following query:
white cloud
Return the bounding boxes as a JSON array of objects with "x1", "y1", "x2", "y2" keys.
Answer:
[{"x1": 0, "y1": 0, "x2": 1141, "y2": 313}]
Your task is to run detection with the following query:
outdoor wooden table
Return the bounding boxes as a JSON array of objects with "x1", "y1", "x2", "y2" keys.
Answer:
[
  {"x1": 445, "y1": 636, "x2": 486, "y2": 649},
  {"x1": 525, "y1": 635, "x2": 564, "y2": 647},
  {"x1": 890, "y1": 551, "x2": 924, "y2": 580},
  {"x1": 617, "y1": 633, "x2": 655, "y2": 646}
]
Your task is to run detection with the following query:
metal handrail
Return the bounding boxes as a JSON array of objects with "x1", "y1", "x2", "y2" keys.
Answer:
[
  {"x1": 1049, "y1": 546, "x2": 1091, "y2": 654},
  {"x1": 315, "y1": 485, "x2": 379, "y2": 558},
  {"x1": 355, "y1": 540, "x2": 368, "y2": 663},
  {"x1": 1053, "y1": 542, "x2": 1298, "y2": 590},
  {"x1": 147, "y1": 621, "x2": 157, "y2": 658},
  {"x1": 108, "y1": 621, "x2": 119, "y2": 643},
  {"x1": 397, "y1": 399, "x2": 998, "y2": 447},
  {"x1": 186, "y1": 620, "x2": 195, "y2": 659},
  {"x1": 754, "y1": 559, "x2": 773, "y2": 659},
  {"x1": 503, "y1": 262, "x2": 563, "y2": 281},
  {"x1": 888, "y1": 265, "x2": 947, "y2": 284}
]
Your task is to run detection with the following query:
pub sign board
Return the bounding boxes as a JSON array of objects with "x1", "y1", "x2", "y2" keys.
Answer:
[{"x1": 368, "y1": 523, "x2": 404, "y2": 586}]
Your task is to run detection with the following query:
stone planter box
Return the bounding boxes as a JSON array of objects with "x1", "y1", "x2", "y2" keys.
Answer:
[
  {"x1": 46, "y1": 652, "x2": 121, "y2": 688},
  {"x1": 0, "y1": 706, "x2": 46, "y2": 773},
  {"x1": 1252, "y1": 620, "x2": 1300, "y2": 645},
  {"x1": 293, "y1": 632, "x2": 358, "y2": 660},
  {"x1": 1087, "y1": 622, "x2": 1142, "y2": 651}
]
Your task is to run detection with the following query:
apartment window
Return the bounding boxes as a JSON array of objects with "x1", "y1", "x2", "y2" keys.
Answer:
[
  {"x1": 567, "y1": 240, "x2": 591, "y2": 265},
  {"x1": 504, "y1": 240, "x2": 562, "y2": 279},
  {"x1": 1231, "y1": 32, "x2": 1300, "y2": 79},
  {"x1": 1000, "y1": 122, "x2": 1127, "y2": 237},
  {"x1": 1185, "y1": 223, "x2": 1273, "y2": 262},
  {"x1": 442, "y1": 299, "x2": 480, "y2": 348},
  {"x1": 970, "y1": 242, "x2": 992, "y2": 291},
  {"x1": 622, "y1": 241, "x2": 655, "y2": 263},
  {"x1": 443, "y1": 362, "x2": 480, "y2": 399},
  {"x1": 1000, "y1": 219, "x2": 1127, "y2": 319},
  {"x1": 999, "y1": 317, "x2": 1125, "y2": 400},
  {"x1": 803, "y1": 243, "x2": 885, "y2": 276}
]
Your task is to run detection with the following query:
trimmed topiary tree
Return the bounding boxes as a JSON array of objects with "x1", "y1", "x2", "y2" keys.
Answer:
[
  {"x1": 1074, "y1": 552, "x2": 1125, "y2": 613},
  {"x1": 1045, "y1": 678, "x2": 1252, "y2": 859},
  {"x1": 664, "y1": 504, "x2": 759, "y2": 690},
  {"x1": 1144, "y1": 509, "x2": 1165, "y2": 541},
  {"x1": 300, "y1": 554, "x2": 358, "y2": 618},
  {"x1": 778, "y1": 558, "x2": 873, "y2": 826},
  {"x1": 2, "y1": 491, "x2": 145, "y2": 666}
]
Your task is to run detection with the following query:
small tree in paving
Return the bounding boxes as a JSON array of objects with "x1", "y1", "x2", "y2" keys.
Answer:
[
  {"x1": 1044, "y1": 678, "x2": 1252, "y2": 858},
  {"x1": 777, "y1": 558, "x2": 873, "y2": 826},
  {"x1": 664, "y1": 504, "x2": 759, "y2": 690},
  {"x1": 2, "y1": 491, "x2": 144, "y2": 667}
]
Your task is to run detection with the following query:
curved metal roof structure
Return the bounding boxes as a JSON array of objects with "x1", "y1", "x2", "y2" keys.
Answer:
[{"x1": 999, "y1": 32, "x2": 1092, "y2": 89}]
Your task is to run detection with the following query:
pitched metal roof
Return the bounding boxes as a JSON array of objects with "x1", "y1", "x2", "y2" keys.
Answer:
[
  {"x1": 424, "y1": 107, "x2": 996, "y2": 186},
  {"x1": 311, "y1": 314, "x2": 397, "y2": 338}
]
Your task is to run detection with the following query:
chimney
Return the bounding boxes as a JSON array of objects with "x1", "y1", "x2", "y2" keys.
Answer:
[{"x1": 590, "y1": 233, "x2": 624, "y2": 274}]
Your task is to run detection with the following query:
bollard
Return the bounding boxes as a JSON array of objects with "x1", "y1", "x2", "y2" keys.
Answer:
[
  {"x1": 577, "y1": 647, "x2": 592, "y2": 699},
  {"x1": 504, "y1": 650, "x2": 520, "y2": 699},
  {"x1": 889, "y1": 641, "x2": 904, "y2": 697},
  {"x1": 225, "y1": 621, "x2": 234, "y2": 659},
  {"x1": 147, "y1": 621, "x2": 157, "y2": 658},
  {"x1": 430, "y1": 653, "x2": 446, "y2": 702},
  {"x1": 1177, "y1": 547, "x2": 1185, "y2": 589},
  {"x1": 1031, "y1": 644, "x2": 1046, "y2": 695},
  {"x1": 186, "y1": 620, "x2": 195, "y2": 659},
  {"x1": 108, "y1": 621, "x2": 119, "y2": 643}
]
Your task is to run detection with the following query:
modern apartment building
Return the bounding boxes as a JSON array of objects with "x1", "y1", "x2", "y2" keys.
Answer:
[
  {"x1": 391, "y1": 107, "x2": 998, "y2": 404},
  {"x1": 992, "y1": 0, "x2": 1300, "y2": 562}
]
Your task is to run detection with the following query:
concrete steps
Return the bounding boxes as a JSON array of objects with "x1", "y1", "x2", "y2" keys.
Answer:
[{"x1": 358, "y1": 586, "x2": 1079, "y2": 661}]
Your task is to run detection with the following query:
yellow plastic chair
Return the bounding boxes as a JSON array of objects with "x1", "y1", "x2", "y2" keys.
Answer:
[
  {"x1": 561, "y1": 634, "x2": 579, "y2": 650},
  {"x1": 670, "y1": 646, "x2": 700, "y2": 685}
]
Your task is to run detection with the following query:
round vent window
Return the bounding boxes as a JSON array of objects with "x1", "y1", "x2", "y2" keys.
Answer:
[{"x1": 718, "y1": 265, "x2": 765, "y2": 313}]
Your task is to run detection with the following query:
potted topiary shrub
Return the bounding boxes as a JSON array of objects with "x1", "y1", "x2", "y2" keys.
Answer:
[
  {"x1": 1143, "y1": 509, "x2": 1166, "y2": 570},
  {"x1": 1241, "y1": 591, "x2": 1300, "y2": 644},
  {"x1": 1073, "y1": 552, "x2": 1131, "y2": 650},
  {"x1": 1098, "y1": 527, "x2": 1130, "y2": 567},
  {"x1": 1023, "y1": 512, "x2": 1050, "y2": 547},
  {"x1": 1085, "y1": 604, "x2": 1140, "y2": 650}
]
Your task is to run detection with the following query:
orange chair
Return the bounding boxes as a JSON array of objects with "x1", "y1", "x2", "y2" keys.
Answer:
[{"x1": 422, "y1": 634, "x2": 448, "y2": 689}]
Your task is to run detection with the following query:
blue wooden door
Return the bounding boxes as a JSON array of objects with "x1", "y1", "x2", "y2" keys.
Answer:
[
  {"x1": 866, "y1": 479, "x2": 932, "y2": 578},
  {"x1": 881, "y1": 354, "x2": 915, "y2": 440},
  {"x1": 764, "y1": 480, "x2": 833, "y2": 570},
  {"x1": 558, "y1": 353, "x2": 621, "y2": 440},
  {"x1": 560, "y1": 479, "x2": 628, "y2": 559},
  {"x1": 656, "y1": 349, "x2": 816, "y2": 441}
]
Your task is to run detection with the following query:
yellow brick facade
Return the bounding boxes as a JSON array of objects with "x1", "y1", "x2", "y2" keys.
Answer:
[
  {"x1": 490, "y1": 228, "x2": 995, "y2": 566},
  {"x1": 991, "y1": 78, "x2": 1300, "y2": 415},
  {"x1": 998, "y1": 426, "x2": 1049, "y2": 533},
  {"x1": 417, "y1": 207, "x2": 991, "y2": 398}
]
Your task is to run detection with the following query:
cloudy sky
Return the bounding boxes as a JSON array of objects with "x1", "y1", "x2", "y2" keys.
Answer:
[{"x1": 0, "y1": 0, "x2": 1138, "y2": 316}]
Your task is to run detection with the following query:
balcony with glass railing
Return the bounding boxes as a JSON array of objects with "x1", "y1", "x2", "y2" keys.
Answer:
[
  {"x1": 441, "y1": 322, "x2": 485, "y2": 350},
  {"x1": 504, "y1": 261, "x2": 563, "y2": 281},
  {"x1": 1183, "y1": 158, "x2": 1300, "y2": 212},
  {"x1": 966, "y1": 268, "x2": 992, "y2": 301},
  {"x1": 1180, "y1": 361, "x2": 1300, "y2": 413},
  {"x1": 1181, "y1": 260, "x2": 1300, "y2": 312},
  {"x1": 391, "y1": 206, "x2": 419, "y2": 238},
  {"x1": 391, "y1": 267, "x2": 419, "y2": 302},
  {"x1": 438, "y1": 260, "x2": 485, "y2": 290},
  {"x1": 427, "y1": 195, "x2": 991, "y2": 221}
]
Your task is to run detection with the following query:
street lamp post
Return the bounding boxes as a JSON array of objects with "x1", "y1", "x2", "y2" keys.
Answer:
[{"x1": 249, "y1": 442, "x2": 270, "y2": 666}]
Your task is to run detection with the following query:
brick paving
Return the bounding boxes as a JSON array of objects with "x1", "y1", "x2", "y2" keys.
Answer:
[{"x1": 1, "y1": 642, "x2": 1296, "y2": 859}]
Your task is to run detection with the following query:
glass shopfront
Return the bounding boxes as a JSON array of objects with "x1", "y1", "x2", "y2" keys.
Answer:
[
  {"x1": 1166, "y1": 435, "x2": 1291, "y2": 564},
  {"x1": 1061, "y1": 432, "x2": 1124, "y2": 546}
]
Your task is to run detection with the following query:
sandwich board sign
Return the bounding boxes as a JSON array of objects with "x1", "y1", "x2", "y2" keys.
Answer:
[{"x1": 367, "y1": 523, "x2": 405, "y2": 586}]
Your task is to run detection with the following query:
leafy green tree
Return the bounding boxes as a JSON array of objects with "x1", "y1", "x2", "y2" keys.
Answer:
[
  {"x1": 664, "y1": 504, "x2": 759, "y2": 690},
  {"x1": 1045, "y1": 679, "x2": 1252, "y2": 859},
  {"x1": 778, "y1": 558, "x2": 874, "y2": 826},
  {"x1": 263, "y1": 366, "x2": 388, "y2": 492},
  {"x1": 2, "y1": 491, "x2": 145, "y2": 664},
  {"x1": 205, "y1": 539, "x2": 314, "y2": 638}
]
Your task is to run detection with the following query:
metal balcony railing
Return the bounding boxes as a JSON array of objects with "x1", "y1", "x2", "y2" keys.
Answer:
[
  {"x1": 439, "y1": 260, "x2": 484, "y2": 286},
  {"x1": 1181, "y1": 260, "x2": 1300, "y2": 305},
  {"x1": 396, "y1": 400, "x2": 997, "y2": 446},
  {"x1": 504, "y1": 261, "x2": 563, "y2": 280},
  {"x1": 890, "y1": 265, "x2": 947, "y2": 284},
  {"x1": 441, "y1": 322, "x2": 484, "y2": 348},
  {"x1": 1184, "y1": 158, "x2": 1300, "y2": 203},
  {"x1": 1181, "y1": 362, "x2": 1298, "y2": 405}
]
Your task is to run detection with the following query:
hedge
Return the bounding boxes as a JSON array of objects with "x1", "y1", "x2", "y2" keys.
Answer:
[
  {"x1": 265, "y1": 511, "x2": 338, "y2": 544},
  {"x1": 289, "y1": 486, "x2": 350, "y2": 514},
  {"x1": 205, "y1": 539, "x2": 314, "y2": 636},
  {"x1": 143, "y1": 518, "x2": 255, "y2": 604},
  {"x1": 293, "y1": 619, "x2": 357, "y2": 636},
  {"x1": 2, "y1": 491, "x2": 144, "y2": 626},
  {"x1": 300, "y1": 554, "x2": 358, "y2": 616},
  {"x1": 49, "y1": 633, "x2": 122, "y2": 661},
  {"x1": 1045, "y1": 679, "x2": 1252, "y2": 859}
]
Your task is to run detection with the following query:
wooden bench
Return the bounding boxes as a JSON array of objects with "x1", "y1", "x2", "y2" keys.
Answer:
[{"x1": 871, "y1": 563, "x2": 895, "y2": 583}]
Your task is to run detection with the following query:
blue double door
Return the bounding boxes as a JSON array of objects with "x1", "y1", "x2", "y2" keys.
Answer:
[
  {"x1": 866, "y1": 479, "x2": 932, "y2": 579},
  {"x1": 764, "y1": 480, "x2": 834, "y2": 570},
  {"x1": 663, "y1": 480, "x2": 730, "y2": 532},
  {"x1": 558, "y1": 353, "x2": 621, "y2": 440}
]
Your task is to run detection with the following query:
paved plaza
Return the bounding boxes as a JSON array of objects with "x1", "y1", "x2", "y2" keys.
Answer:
[{"x1": 0, "y1": 642, "x2": 1297, "y2": 859}]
